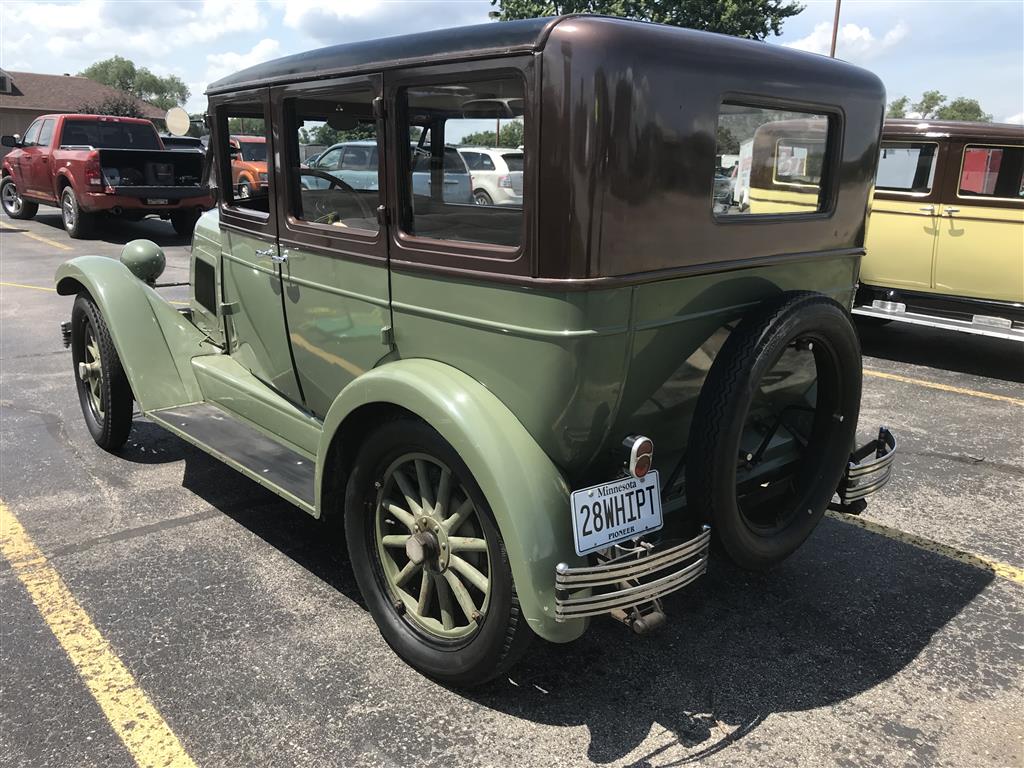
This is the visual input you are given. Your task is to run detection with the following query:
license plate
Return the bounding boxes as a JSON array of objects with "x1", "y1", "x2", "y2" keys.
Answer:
[
  {"x1": 146, "y1": 198, "x2": 169, "y2": 205},
  {"x1": 570, "y1": 471, "x2": 663, "y2": 556}
]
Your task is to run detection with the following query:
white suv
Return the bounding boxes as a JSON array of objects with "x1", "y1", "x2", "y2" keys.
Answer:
[{"x1": 458, "y1": 147, "x2": 524, "y2": 206}]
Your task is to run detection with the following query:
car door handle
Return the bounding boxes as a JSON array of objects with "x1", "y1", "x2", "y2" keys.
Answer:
[
  {"x1": 255, "y1": 247, "x2": 275, "y2": 259},
  {"x1": 918, "y1": 205, "x2": 935, "y2": 213},
  {"x1": 270, "y1": 250, "x2": 288, "y2": 263},
  {"x1": 944, "y1": 207, "x2": 960, "y2": 216}
]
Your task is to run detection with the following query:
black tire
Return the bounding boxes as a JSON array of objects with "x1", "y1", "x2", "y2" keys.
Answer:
[
  {"x1": 61, "y1": 187, "x2": 95, "y2": 239},
  {"x1": 473, "y1": 189, "x2": 493, "y2": 206},
  {"x1": 345, "y1": 419, "x2": 531, "y2": 687},
  {"x1": 1, "y1": 177, "x2": 38, "y2": 219},
  {"x1": 686, "y1": 292, "x2": 861, "y2": 570},
  {"x1": 71, "y1": 294, "x2": 133, "y2": 451},
  {"x1": 170, "y1": 210, "x2": 199, "y2": 238},
  {"x1": 238, "y1": 180, "x2": 253, "y2": 200}
]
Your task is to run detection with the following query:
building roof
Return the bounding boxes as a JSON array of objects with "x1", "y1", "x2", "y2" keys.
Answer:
[
  {"x1": 884, "y1": 118, "x2": 1024, "y2": 142},
  {"x1": 0, "y1": 70, "x2": 164, "y2": 118},
  {"x1": 208, "y1": 16, "x2": 559, "y2": 94}
]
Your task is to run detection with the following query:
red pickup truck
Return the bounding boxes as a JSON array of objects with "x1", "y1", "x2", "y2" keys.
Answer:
[{"x1": 1, "y1": 114, "x2": 213, "y2": 238}]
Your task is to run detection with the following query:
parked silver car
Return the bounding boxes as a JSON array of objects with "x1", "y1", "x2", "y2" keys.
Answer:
[{"x1": 458, "y1": 147, "x2": 524, "y2": 206}]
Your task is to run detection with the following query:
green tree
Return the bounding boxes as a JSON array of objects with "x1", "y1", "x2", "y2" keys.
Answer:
[
  {"x1": 935, "y1": 97, "x2": 992, "y2": 122},
  {"x1": 886, "y1": 96, "x2": 909, "y2": 118},
  {"x1": 80, "y1": 55, "x2": 189, "y2": 111},
  {"x1": 492, "y1": 0, "x2": 803, "y2": 39},
  {"x1": 75, "y1": 96, "x2": 145, "y2": 119},
  {"x1": 912, "y1": 90, "x2": 946, "y2": 119},
  {"x1": 458, "y1": 121, "x2": 525, "y2": 147}
]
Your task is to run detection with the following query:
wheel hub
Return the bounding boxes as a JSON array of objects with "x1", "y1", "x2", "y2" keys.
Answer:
[{"x1": 410, "y1": 516, "x2": 449, "y2": 572}]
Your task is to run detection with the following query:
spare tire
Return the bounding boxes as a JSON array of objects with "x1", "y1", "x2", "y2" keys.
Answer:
[{"x1": 686, "y1": 291, "x2": 861, "y2": 570}]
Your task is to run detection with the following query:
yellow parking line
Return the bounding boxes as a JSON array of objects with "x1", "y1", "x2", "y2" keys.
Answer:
[
  {"x1": 0, "y1": 501, "x2": 197, "y2": 768},
  {"x1": 0, "y1": 280, "x2": 189, "y2": 306},
  {"x1": 826, "y1": 510, "x2": 1024, "y2": 585},
  {"x1": 863, "y1": 368, "x2": 1024, "y2": 407},
  {"x1": 0, "y1": 220, "x2": 72, "y2": 250}
]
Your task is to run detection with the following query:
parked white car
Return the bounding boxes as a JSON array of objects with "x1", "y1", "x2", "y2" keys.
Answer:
[{"x1": 457, "y1": 147, "x2": 524, "y2": 206}]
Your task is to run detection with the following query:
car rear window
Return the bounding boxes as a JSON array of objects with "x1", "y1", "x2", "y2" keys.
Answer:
[
  {"x1": 876, "y1": 141, "x2": 939, "y2": 194},
  {"x1": 958, "y1": 145, "x2": 1024, "y2": 201},
  {"x1": 501, "y1": 153, "x2": 523, "y2": 172},
  {"x1": 60, "y1": 120, "x2": 161, "y2": 150}
]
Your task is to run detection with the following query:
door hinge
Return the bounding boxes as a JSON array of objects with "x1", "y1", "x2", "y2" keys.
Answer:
[
  {"x1": 376, "y1": 204, "x2": 388, "y2": 227},
  {"x1": 380, "y1": 325, "x2": 394, "y2": 347},
  {"x1": 373, "y1": 96, "x2": 385, "y2": 119},
  {"x1": 220, "y1": 301, "x2": 240, "y2": 316}
]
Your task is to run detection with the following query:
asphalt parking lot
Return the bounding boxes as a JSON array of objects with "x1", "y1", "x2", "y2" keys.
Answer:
[{"x1": 1, "y1": 210, "x2": 1022, "y2": 768}]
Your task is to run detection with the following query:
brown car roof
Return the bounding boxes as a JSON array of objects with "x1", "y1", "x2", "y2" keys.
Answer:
[{"x1": 883, "y1": 118, "x2": 1024, "y2": 143}]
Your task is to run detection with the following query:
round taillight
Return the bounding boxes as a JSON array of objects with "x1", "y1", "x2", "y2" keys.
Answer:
[
  {"x1": 633, "y1": 454, "x2": 652, "y2": 478},
  {"x1": 635, "y1": 439, "x2": 654, "y2": 458}
]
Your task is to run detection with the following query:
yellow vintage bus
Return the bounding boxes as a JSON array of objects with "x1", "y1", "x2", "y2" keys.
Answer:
[{"x1": 854, "y1": 119, "x2": 1024, "y2": 341}]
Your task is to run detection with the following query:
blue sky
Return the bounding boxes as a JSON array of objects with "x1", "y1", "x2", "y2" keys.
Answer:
[{"x1": 1, "y1": 0, "x2": 1021, "y2": 123}]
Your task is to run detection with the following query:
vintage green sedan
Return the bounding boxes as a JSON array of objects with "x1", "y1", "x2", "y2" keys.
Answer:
[{"x1": 55, "y1": 15, "x2": 896, "y2": 686}]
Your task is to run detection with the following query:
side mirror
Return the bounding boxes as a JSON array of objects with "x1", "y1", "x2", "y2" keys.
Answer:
[{"x1": 1, "y1": 135, "x2": 21, "y2": 148}]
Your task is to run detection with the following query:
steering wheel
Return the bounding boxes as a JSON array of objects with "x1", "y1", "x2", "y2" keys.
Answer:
[{"x1": 297, "y1": 168, "x2": 374, "y2": 226}]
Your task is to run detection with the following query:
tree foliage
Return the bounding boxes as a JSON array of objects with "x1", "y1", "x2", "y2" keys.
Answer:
[
  {"x1": 886, "y1": 91, "x2": 992, "y2": 122},
  {"x1": 298, "y1": 123, "x2": 376, "y2": 147},
  {"x1": 492, "y1": 0, "x2": 804, "y2": 39},
  {"x1": 75, "y1": 96, "x2": 145, "y2": 119},
  {"x1": 79, "y1": 55, "x2": 189, "y2": 111},
  {"x1": 458, "y1": 122, "x2": 525, "y2": 148}
]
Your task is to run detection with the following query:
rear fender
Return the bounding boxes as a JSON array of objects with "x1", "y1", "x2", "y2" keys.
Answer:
[
  {"x1": 317, "y1": 358, "x2": 587, "y2": 643},
  {"x1": 55, "y1": 255, "x2": 215, "y2": 411}
]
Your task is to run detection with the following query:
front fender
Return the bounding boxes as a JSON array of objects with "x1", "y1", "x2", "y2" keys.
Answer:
[
  {"x1": 55, "y1": 256, "x2": 215, "y2": 411},
  {"x1": 318, "y1": 359, "x2": 588, "y2": 643}
]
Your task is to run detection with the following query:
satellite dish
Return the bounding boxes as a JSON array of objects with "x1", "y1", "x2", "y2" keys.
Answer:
[{"x1": 165, "y1": 107, "x2": 191, "y2": 137}]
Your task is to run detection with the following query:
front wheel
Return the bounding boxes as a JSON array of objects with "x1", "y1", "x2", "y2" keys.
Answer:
[
  {"x1": 237, "y1": 180, "x2": 252, "y2": 200},
  {"x1": 1, "y1": 177, "x2": 38, "y2": 219},
  {"x1": 61, "y1": 187, "x2": 94, "y2": 239},
  {"x1": 71, "y1": 294, "x2": 133, "y2": 451},
  {"x1": 686, "y1": 292, "x2": 862, "y2": 570},
  {"x1": 170, "y1": 210, "x2": 200, "y2": 238},
  {"x1": 345, "y1": 419, "x2": 530, "y2": 686}
]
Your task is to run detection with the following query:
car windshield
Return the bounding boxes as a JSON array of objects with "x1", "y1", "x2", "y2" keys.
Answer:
[
  {"x1": 237, "y1": 141, "x2": 267, "y2": 162},
  {"x1": 60, "y1": 120, "x2": 160, "y2": 150},
  {"x1": 502, "y1": 153, "x2": 524, "y2": 172}
]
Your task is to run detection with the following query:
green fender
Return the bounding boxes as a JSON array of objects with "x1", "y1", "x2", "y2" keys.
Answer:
[
  {"x1": 317, "y1": 358, "x2": 588, "y2": 643},
  {"x1": 55, "y1": 256, "x2": 215, "y2": 412}
]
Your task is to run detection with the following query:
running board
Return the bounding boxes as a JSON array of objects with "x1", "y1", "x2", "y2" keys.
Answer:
[
  {"x1": 852, "y1": 304, "x2": 1024, "y2": 342},
  {"x1": 148, "y1": 403, "x2": 316, "y2": 513}
]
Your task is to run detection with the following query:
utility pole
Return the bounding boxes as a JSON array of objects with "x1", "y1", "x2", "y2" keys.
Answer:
[{"x1": 829, "y1": 0, "x2": 842, "y2": 58}]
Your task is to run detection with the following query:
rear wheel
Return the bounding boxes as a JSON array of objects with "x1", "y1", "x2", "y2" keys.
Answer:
[
  {"x1": 473, "y1": 189, "x2": 493, "y2": 206},
  {"x1": 71, "y1": 294, "x2": 133, "y2": 451},
  {"x1": 61, "y1": 187, "x2": 95, "y2": 239},
  {"x1": 686, "y1": 292, "x2": 862, "y2": 570},
  {"x1": 1, "y1": 177, "x2": 37, "y2": 219},
  {"x1": 170, "y1": 210, "x2": 200, "y2": 238},
  {"x1": 345, "y1": 419, "x2": 530, "y2": 686},
  {"x1": 237, "y1": 180, "x2": 253, "y2": 200}
]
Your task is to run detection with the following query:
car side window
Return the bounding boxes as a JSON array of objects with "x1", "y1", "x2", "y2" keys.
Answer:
[
  {"x1": 479, "y1": 154, "x2": 495, "y2": 171},
  {"x1": 217, "y1": 102, "x2": 271, "y2": 215},
  {"x1": 36, "y1": 119, "x2": 55, "y2": 148},
  {"x1": 876, "y1": 141, "x2": 939, "y2": 194},
  {"x1": 714, "y1": 103, "x2": 832, "y2": 216},
  {"x1": 958, "y1": 145, "x2": 1024, "y2": 201},
  {"x1": 284, "y1": 87, "x2": 380, "y2": 233},
  {"x1": 399, "y1": 75, "x2": 525, "y2": 248},
  {"x1": 21, "y1": 120, "x2": 42, "y2": 147}
]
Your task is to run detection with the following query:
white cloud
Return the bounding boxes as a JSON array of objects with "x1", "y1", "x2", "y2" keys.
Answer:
[
  {"x1": 785, "y1": 21, "x2": 908, "y2": 62},
  {"x1": 204, "y1": 37, "x2": 282, "y2": 86},
  {"x1": 1005, "y1": 112, "x2": 1024, "y2": 125}
]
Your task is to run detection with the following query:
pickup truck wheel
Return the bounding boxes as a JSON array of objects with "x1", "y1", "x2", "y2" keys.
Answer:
[
  {"x1": 237, "y1": 181, "x2": 253, "y2": 200},
  {"x1": 61, "y1": 187, "x2": 94, "y2": 239},
  {"x1": 170, "y1": 210, "x2": 199, "y2": 238},
  {"x1": 686, "y1": 292, "x2": 861, "y2": 571},
  {"x1": 1, "y1": 177, "x2": 37, "y2": 219},
  {"x1": 345, "y1": 419, "x2": 530, "y2": 687},
  {"x1": 71, "y1": 294, "x2": 133, "y2": 451}
]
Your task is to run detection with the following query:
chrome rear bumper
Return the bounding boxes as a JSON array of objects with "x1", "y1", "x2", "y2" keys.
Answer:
[
  {"x1": 837, "y1": 426, "x2": 897, "y2": 504},
  {"x1": 554, "y1": 527, "x2": 711, "y2": 624}
]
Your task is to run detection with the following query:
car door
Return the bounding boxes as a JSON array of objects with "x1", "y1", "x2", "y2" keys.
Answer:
[
  {"x1": 273, "y1": 75, "x2": 392, "y2": 418},
  {"x1": 26, "y1": 118, "x2": 56, "y2": 201},
  {"x1": 13, "y1": 120, "x2": 42, "y2": 195},
  {"x1": 934, "y1": 142, "x2": 1024, "y2": 303},
  {"x1": 211, "y1": 90, "x2": 303, "y2": 404},
  {"x1": 862, "y1": 139, "x2": 944, "y2": 291}
]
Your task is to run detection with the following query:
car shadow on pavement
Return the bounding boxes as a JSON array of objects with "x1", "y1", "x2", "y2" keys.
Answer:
[
  {"x1": 857, "y1": 318, "x2": 1024, "y2": 383},
  {"x1": 30, "y1": 211, "x2": 191, "y2": 248},
  {"x1": 151, "y1": 434, "x2": 996, "y2": 765}
]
